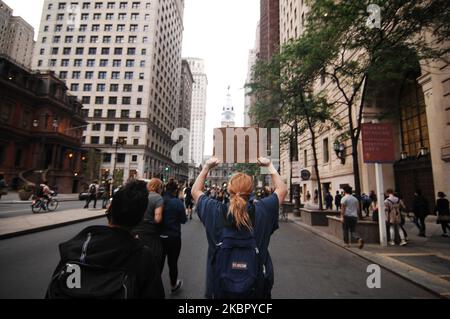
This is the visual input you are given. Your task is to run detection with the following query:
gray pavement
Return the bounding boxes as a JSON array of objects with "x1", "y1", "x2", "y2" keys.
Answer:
[{"x1": 0, "y1": 214, "x2": 437, "y2": 299}]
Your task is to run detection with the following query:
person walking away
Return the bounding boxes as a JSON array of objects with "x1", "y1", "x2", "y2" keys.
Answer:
[
  {"x1": 184, "y1": 182, "x2": 194, "y2": 220},
  {"x1": 133, "y1": 178, "x2": 165, "y2": 269},
  {"x1": 341, "y1": 186, "x2": 365, "y2": 249},
  {"x1": 435, "y1": 192, "x2": 450, "y2": 237},
  {"x1": 361, "y1": 193, "x2": 372, "y2": 218},
  {"x1": 160, "y1": 180, "x2": 187, "y2": 295},
  {"x1": 0, "y1": 174, "x2": 7, "y2": 199},
  {"x1": 46, "y1": 181, "x2": 165, "y2": 299},
  {"x1": 334, "y1": 191, "x2": 342, "y2": 211},
  {"x1": 370, "y1": 193, "x2": 379, "y2": 222},
  {"x1": 84, "y1": 180, "x2": 99, "y2": 209},
  {"x1": 412, "y1": 190, "x2": 429, "y2": 237},
  {"x1": 385, "y1": 189, "x2": 407, "y2": 246},
  {"x1": 396, "y1": 192, "x2": 409, "y2": 242},
  {"x1": 325, "y1": 192, "x2": 333, "y2": 210},
  {"x1": 192, "y1": 157, "x2": 288, "y2": 299}
]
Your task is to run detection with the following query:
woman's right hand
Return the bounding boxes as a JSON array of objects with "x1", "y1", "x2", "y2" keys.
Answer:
[
  {"x1": 205, "y1": 157, "x2": 220, "y2": 171},
  {"x1": 257, "y1": 157, "x2": 272, "y2": 167}
]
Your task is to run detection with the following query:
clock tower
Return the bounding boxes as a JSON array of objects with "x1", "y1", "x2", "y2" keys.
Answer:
[{"x1": 221, "y1": 86, "x2": 236, "y2": 127}]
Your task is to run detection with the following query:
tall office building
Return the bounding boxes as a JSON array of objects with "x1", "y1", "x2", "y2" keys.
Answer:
[
  {"x1": 33, "y1": 0, "x2": 185, "y2": 182},
  {"x1": 0, "y1": 0, "x2": 35, "y2": 68},
  {"x1": 244, "y1": 22, "x2": 260, "y2": 127},
  {"x1": 186, "y1": 57, "x2": 208, "y2": 167},
  {"x1": 260, "y1": 0, "x2": 280, "y2": 61},
  {"x1": 178, "y1": 59, "x2": 194, "y2": 180}
]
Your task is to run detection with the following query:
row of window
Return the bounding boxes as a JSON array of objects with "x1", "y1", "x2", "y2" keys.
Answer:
[
  {"x1": 78, "y1": 95, "x2": 143, "y2": 105},
  {"x1": 45, "y1": 12, "x2": 151, "y2": 22},
  {"x1": 43, "y1": 23, "x2": 150, "y2": 34},
  {"x1": 62, "y1": 70, "x2": 146, "y2": 80},
  {"x1": 84, "y1": 109, "x2": 141, "y2": 119},
  {"x1": 90, "y1": 123, "x2": 141, "y2": 132},
  {"x1": 102, "y1": 153, "x2": 139, "y2": 164},
  {"x1": 70, "y1": 81, "x2": 143, "y2": 92},
  {"x1": 51, "y1": 2, "x2": 148, "y2": 11},
  {"x1": 43, "y1": 34, "x2": 149, "y2": 44}
]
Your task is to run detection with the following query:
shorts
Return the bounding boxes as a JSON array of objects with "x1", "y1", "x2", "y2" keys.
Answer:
[{"x1": 185, "y1": 199, "x2": 193, "y2": 209}]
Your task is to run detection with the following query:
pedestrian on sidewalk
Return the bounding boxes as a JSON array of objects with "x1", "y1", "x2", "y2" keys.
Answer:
[
  {"x1": 361, "y1": 193, "x2": 372, "y2": 218},
  {"x1": 192, "y1": 157, "x2": 288, "y2": 299},
  {"x1": 412, "y1": 190, "x2": 429, "y2": 237},
  {"x1": 385, "y1": 189, "x2": 408, "y2": 246},
  {"x1": 369, "y1": 192, "x2": 379, "y2": 222},
  {"x1": 46, "y1": 180, "x2": 165, "y2": 299},
  {"x1": 341, "y1": 186, "x2": 364, "y2": 249},
  {"x1": 325, "y1": 192, "x2": 333, "y2": 210},
  {"x1": 334, "y1": 191, "x2": 342, "y2": 211},
  {"x1": 84, "y1": 180, "x2": 99, "y2": 209},
  {"x1": 435, "y1": 192, "x2": 450, "y2": 237},
  {"x1": 160, "y1": 180, "x2": 187, "y2": 295},
  {"x1": 184, "y1": 181, "x2": 194, "y2": 220},
  {"x1": 133, "y1": 178, "x2": 165, "y2": 269},
  {"x1": 0, "y1": 174, "x2": 7, "y2": 199}
]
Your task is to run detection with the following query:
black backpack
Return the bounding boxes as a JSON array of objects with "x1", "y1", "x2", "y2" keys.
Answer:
[
  {"x1": 89, "y1": 184, "x2": 97, "y2": 194},
  {"x1": 46, "y1": 261, "x2": 138, "y2": 299},
  {"x1": 212, "y1": 202, "x2": 267, "y2": 299}
]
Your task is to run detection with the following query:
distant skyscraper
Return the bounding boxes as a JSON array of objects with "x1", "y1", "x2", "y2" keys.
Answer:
[
  {"x1": 33, "y1": 0, "x2": 185, "y2": 182},
  {"x1": 186, "y1": 58, "x2": 208, "y2": 167},
  {"x1": 0, "y1": 0, "x2": 35, "y2": 68},
  {"x1": 244, "y1": 22, "x2": 261, "y2": 127},
  {"x1": 260, "y1": 0, "x2": 280, "y2": 61},
  {"x1": 178, "y1": 59, "x2": 194, "y2": 180}
]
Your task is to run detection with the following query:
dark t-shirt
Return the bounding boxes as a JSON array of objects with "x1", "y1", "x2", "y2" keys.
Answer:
[
  {"x1": 134, "y1": 192, "x2": 164, "y2": 235},
  {"x1": 196, "y1": 193, "x2": 279, "y2": 299}
]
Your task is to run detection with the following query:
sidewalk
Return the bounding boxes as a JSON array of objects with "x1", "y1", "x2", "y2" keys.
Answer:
[
  {"x1": 0, "y1": 192, "x2": 79, "y2": 204},
  {"x1": 0, "y1": 208, "x2": 106, "y2": 240},
  {"x1": 289, "y1": 213, "x2": 450, "y2": 299}
]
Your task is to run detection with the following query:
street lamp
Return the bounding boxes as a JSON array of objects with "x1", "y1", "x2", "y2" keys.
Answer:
[{"x1": 334, "y1": 142, "x2": 346, "y2": 165}]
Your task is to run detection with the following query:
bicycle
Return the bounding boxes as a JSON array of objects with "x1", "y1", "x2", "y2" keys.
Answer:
[{"x1": 31, "y1": 194, "x2": 59, "y2": 213}]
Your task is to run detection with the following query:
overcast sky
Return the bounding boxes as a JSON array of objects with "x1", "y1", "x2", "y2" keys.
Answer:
[{"x1": 3, "y1": 0, "x2": 260, "y2": 157}]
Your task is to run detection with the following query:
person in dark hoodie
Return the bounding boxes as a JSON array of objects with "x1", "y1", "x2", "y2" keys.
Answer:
[
  {"x1": 46, "y1": 180, "x2": 165, "y2": 299},
  {"x1": 160, "y1": 179, "x2": 187, "y2": 295}
]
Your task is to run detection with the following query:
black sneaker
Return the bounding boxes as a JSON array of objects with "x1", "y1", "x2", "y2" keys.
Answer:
[{"x1": 171, "y1": 279, "x2": 183, "y2": 295}]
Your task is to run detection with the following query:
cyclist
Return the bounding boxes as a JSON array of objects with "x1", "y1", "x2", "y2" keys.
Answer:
[{"x1": 37, "y1": 181, "x2": 54, "y2": 211}]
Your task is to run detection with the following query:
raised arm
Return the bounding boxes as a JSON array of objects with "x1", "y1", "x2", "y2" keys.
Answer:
[
  {"x1": 192, "y1": 157, "x2": 220, "y2": 204},
  {"x1": 257, "y1": 157, "x2": 288, "y2": 206}
]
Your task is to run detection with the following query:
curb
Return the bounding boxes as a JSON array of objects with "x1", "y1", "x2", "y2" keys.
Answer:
[
  {"x1": 0, "y1": 214, "x2": 106, "y2": 240},
  {"x1": 289, "y1": 217, "x2": 450, "y2": 299}
]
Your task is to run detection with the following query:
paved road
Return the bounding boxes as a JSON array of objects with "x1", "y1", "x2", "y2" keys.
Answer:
[
  {"x1": 0, "y1": 215, "x2": 437, "y2": 299},
  {"x1": 0, "y1": 201, "x2": 85, "y2": 219}
]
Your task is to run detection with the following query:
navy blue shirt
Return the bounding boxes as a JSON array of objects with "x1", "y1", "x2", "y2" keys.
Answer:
[
  {"x1": 161, "y1": 194, "x2": 187, "y2": 238},
  {"x1": 196, "y1": 193, "x2": 279, "y2": 299}
]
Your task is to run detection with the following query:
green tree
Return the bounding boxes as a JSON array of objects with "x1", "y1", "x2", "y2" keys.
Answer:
[
  {"x1": 299, "y1": 0, "x2": 450, "y2": 200},
  {"x1": 247, "y1": 38, "x2": 341, "y2": 210}
]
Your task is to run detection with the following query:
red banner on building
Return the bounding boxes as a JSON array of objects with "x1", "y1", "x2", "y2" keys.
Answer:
[{"x1": 362, "y1": 123, "x2": 396, "y2": 163}]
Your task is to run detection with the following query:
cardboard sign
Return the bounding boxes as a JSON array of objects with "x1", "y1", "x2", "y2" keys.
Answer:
[
  {"x1": 362, "y1": 123, "x2": 396, "y2": 163},
  {"x1": 213, "y1": 127, "x2": 267, "y2": 164}
]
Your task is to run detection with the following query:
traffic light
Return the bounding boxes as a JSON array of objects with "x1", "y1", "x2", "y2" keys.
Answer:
[{"x1": 165, "y1": 166, "x2": 170, "y2": 172}]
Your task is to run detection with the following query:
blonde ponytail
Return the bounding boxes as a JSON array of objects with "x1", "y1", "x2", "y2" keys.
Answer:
[{"x1": 228, "y1": 173, "x2": 254, "y2": 230}]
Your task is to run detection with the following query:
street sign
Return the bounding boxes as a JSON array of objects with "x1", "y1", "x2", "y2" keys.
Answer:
[
  {"x1": 362, "y1": 123, "x2": 396, "y2": 163},
  {"x1": 301, "y1": 170, "x2": 311, "y2": 181}
]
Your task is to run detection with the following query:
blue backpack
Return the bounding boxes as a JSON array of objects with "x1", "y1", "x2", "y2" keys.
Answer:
[{"x1": 212, "y1": 202, "x2": 267, "y2": 299}]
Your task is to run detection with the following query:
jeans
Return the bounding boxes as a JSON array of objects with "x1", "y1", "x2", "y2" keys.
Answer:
[
  {"x1": 161, "y1": 236, "x2": 182, "y2": 287},
  {"x1": 85, "y1": 195, "x2": 97, "y2": 208},
  {"x1": 390, "y1": 224, "x2": 406, "y2": 243},
  {"x1": 343, "y1": 216, "x2": 360, "y2": 244},
  {"x1": 414, "y1": 216, "x2": 426, "y2": 235}
]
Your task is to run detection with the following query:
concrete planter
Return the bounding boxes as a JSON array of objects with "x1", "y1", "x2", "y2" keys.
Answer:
[
  {"x1": 301, "y1": 208, "x2": 340, "y2": 226},
  {"x1": 327, "y1": 216, "x2": 380, "y2": 244},
  {"x1": 18, "y1": 191, "x2": 32, "y2": 201}
]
